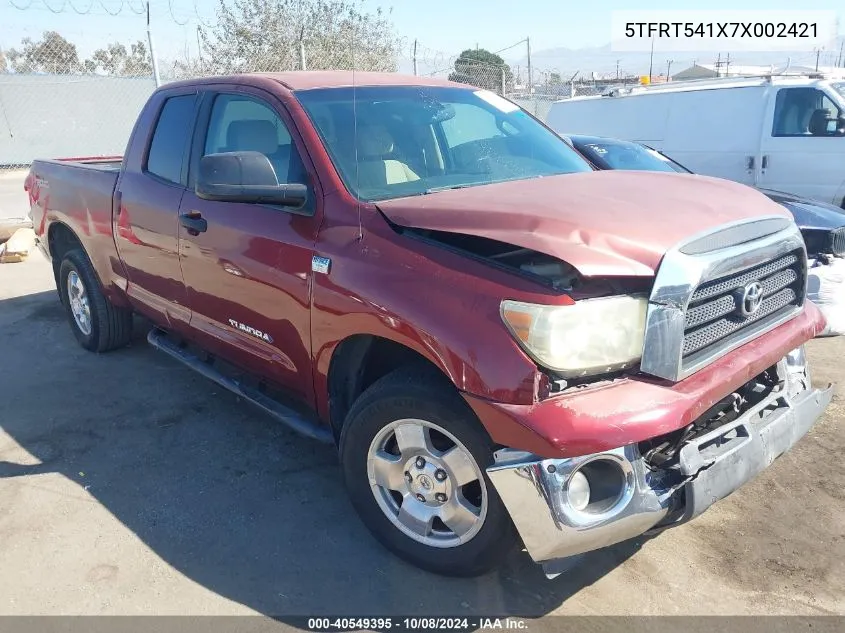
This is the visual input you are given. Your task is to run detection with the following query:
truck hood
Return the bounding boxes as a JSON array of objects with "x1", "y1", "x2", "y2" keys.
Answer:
[{"x1": 376, "y1": 171, "x2": 792, "y2": 277}]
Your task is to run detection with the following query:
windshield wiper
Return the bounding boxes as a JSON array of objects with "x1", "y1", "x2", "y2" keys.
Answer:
[{"x1": 424, "y1": 184, "x2": 477, "y2": 194}]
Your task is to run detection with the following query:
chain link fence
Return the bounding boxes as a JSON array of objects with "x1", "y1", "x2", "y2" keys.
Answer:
[{"x1": 0, "y1": 27, "x2": 641, "y2": 168}]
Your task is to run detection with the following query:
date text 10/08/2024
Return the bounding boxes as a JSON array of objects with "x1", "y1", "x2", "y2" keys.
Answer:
[{"x1": 306, "y1": 618, "x2": 529, "y2": 631}]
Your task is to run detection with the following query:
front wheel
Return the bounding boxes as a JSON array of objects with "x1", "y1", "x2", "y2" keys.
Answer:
[{"x1": 339, "y1": 368, "x2": 518, "y2": 577}]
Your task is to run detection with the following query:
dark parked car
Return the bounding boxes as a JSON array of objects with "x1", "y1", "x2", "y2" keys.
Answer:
[{"x1": 565, "y1": 134, "x2": 845, "y2": 257}]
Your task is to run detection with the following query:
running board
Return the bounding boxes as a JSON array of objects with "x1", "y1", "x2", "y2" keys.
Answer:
[{"x1": 147, "y1": 328, "x2": 333, "y2": 444}]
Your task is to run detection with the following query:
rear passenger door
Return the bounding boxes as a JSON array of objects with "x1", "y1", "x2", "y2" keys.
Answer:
[
  {"x1": 115, "y1": 89, "x2": 198, "y2": 330},
  {"x1": 177, "y1": 88, "x2": 320, "y2": 403}
]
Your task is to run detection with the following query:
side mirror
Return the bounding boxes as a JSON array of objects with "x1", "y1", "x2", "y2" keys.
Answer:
[{"x1": 196, "y1": 151, "x2": 309, "y2": 212}]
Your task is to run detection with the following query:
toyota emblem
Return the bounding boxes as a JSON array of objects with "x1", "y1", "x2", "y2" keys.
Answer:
[{"x1": 739, "y1": 281, "x2": 764, "y2": 316}]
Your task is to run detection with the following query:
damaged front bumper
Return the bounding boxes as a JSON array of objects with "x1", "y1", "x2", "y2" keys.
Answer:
[{"x1": 486, "y1": 346, "x2": 832, "y2": 572}]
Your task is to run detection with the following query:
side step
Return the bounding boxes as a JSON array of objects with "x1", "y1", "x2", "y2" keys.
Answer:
[{"x1": 147, "y1": 328, "x2": 334, "y2": 444}]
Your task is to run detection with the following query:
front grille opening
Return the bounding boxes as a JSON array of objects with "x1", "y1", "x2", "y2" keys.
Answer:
[
  {"x1": 640, "y1": 364, "x2": 780, "y2": 470},
  {"x1": 682, "y1": 250, "x2": 805, "y2": 359}
]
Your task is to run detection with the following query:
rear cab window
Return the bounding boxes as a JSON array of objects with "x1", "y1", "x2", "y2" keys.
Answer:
[{"x1": 145, "y1": 94, "x2": 197, "y2": 184}]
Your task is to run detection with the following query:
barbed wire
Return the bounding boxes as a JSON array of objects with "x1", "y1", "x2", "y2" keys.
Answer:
[
  {"x1": 168, "y1": 0, "x2": 189, "y2": 25},
  {"x1": 99, "y1": 0, "x2": 123, "y2": 15},
  {"x1": 68, "y1": 0, "x2": 95, "y2": 13}
]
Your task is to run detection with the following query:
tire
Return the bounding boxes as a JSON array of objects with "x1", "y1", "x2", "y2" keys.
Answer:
[
  {"x1": 58, "y1": 248, "x2": 132, "y2": 352},
  {"x1": 339, "y1": 367, "x2": 518, "y2": 577}
]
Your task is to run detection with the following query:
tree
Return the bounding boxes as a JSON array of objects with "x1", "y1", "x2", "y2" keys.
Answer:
[
  {"x1": 448, "y1": 48, "x2": 513, "y2": 93},
  {"x1": 0, "y1": 49, "x2": 8, "y2": 73},
  {"x1": 198, "y1": 0, "x2": 400, "y2": 74},
  {"x1": 7, "y1": 31, "x2": 83, "y2": 74},
  {"x1": 86, "y1": 41, "x2": 153, "y2": 76}
]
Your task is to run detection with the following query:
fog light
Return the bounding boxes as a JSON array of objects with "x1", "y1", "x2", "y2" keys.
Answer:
[{"x1": 567, "y1": 470, "x2": 590, "y2": 511}]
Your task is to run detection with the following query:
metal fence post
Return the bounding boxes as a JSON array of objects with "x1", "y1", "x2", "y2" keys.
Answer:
[
  {"x1": 146, "y1": 1, "x2": 161, "y2": 87},
  {"x1": 298, "y1": 27, "x2": 307, "y2": 71}
]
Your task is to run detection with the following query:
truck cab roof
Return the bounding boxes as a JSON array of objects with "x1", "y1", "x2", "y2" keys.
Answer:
[{"x1": 164, "y1": 71, "x2": 460, "y2": 92}]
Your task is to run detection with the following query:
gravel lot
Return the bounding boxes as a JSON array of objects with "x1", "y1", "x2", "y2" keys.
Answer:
[{"x1": 1, "y1": 174, "x2": 844, "y2": 621}]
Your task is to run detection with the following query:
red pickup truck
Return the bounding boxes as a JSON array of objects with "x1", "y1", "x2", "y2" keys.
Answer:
[{"x1": 25, "y1": 71, "x2": 832, "y2": 578}]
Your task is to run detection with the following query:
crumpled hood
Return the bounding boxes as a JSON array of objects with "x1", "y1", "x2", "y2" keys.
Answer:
[
  {"x1": 759, "y1": 188, "x2": 845, "y2": 231},
  {"x1": 376, "y1": 170, "x2": 792, "y2": 277}
]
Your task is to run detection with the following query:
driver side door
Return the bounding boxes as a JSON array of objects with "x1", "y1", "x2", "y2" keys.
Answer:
[{"x1": 178, "y1": 87, "x2": 321, "y2": 403}]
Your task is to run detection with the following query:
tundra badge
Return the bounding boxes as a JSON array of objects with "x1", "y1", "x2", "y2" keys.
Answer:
[
  {"x1": 228, "y1": 319, "x2": 273, "y2": 344},
  {"x1": 312, "y1": 256, "x2": 331, "y2": 274}
]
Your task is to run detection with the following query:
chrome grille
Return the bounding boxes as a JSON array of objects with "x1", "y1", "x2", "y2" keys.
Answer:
[{"x1": 682, "y1": 251, "x2": 805, "y2": 359}]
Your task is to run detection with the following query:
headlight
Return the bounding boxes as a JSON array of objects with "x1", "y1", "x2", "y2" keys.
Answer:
[{"x1": 501, "y1": 296, "x2": 648, "y2": 377}]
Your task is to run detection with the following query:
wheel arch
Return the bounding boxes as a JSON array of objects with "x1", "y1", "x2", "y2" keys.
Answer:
[{"x1": 325, "y1": 334, "x2": 458, "y2": 442}]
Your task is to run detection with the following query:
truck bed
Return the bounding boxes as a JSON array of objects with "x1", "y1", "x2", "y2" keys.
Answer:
[{"x1": 26, "y1": 156, "x2": 124, "y2": 299}]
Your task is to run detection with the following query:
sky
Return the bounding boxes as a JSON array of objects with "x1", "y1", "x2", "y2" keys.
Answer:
[{"x1": 1, "y1": 0, "x2": 844, "y2": 67}]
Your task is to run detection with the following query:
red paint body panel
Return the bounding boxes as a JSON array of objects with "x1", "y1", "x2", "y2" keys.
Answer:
[
  {"x1": 26, "y1": 159, "x2": 131, "y2": 309},
  {"x1": 26, "y1": 72, "x2": 824, "y2": 460},
  {"x1": 376, "y1": 171, "x2": 793, "y2": 277},
  {"x1": 465, "y1": 301, "x2": 826, "y2": 458}
]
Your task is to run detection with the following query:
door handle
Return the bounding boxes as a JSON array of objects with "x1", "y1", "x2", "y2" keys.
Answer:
[
  {"x1": 761, "y1": 155, "x2": 769, "y2": 170},
  {"x1": 180, "y1": 211, "x2": 207, "y2": 236},
  {"x1": 746, "y1": 156, "x2": 755, "y2": 170}
]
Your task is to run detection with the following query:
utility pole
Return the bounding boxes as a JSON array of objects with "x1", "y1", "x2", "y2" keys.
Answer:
[
  {"x1": 648, "y1": 36, "x2": 654, "y2": 82},
  {"x1": 413, "y1": 39, "x2": 418, "y2": 76},
  {"x1": 196, "y1": 26, "x2": 203, "y2": 72},
  {"x1": 815, "y1": 48, "x2": 822, "y2": 72},
  {"x1": 838, "y1": 40, "x2": 844, "y2": 67},
  {"x1": 666, "y1": 59, "x2": 673, "y2": 81},
  {"x1": 526, "y1": 37, "x2": 532, "y2": 96},
  {"x1": 725, "y1": 52, "x2": 731, "y2": 76},
  {"x1": 616, "y1": 59, "x2": 620, "y2": 81},
  {"x1": 146, "y1": 1, "x2": 161, "y2": 87}
]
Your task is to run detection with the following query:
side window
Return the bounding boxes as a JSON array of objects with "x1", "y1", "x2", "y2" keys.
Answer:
[
  {"x1": 146, "y1": 94, "x2": 196, "y2": 184},
  {"x1": 203, "y1": 94, "x2": 305, "y2": 184},
  {"x1": 772, "y1": 87, "x2": 843, "y2": 137},
  {"x1": 440, "y1": 103, "x2": 505, "y2": 148}
]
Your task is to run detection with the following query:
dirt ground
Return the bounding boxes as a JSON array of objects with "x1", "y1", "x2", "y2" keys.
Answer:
[
  {"x1": 1, "y1": 158, "x2": 844, "y2": 621},
  {"x1": 1, "y1": 251, "x2": 843, "y2": 621}
]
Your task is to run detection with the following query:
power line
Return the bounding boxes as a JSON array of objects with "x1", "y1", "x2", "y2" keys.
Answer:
[
  {"x1": 493, "y1": 38, "x2": 528, "y2": 56},
  {"x1": 100, "y1": 0, "x2": 123, "y2": 15}
]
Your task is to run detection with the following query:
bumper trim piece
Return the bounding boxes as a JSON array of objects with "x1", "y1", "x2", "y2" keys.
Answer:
[{"x1": 486, "y1": 348, "x2": 831, "y2": 565}]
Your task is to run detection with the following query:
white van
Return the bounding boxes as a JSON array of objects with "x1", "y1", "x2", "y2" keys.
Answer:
[{"x1": 546, "y1": 75, "x2": 845, "y2": 207}]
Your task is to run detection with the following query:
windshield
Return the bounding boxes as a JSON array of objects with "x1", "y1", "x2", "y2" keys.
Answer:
[
  {"x1": 575, "y1": 139, "x2": 688, "y2": 173},
  {"x1": 296, "y1": 86, "x2": 591, "y2": 201}
]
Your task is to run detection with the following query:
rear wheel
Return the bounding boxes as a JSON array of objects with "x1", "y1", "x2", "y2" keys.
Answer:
[
  {"x1": 58, "y1": 249, "x2": 132, "y2": 352},
  {"x1": 339, "y1": 367, "x2": 518, "y2": 576}
]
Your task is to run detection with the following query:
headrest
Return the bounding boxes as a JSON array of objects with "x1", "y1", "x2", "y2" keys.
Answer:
[
  {"x1": 809, "y1": 108, "x2": 832, "y2": 136},
  {"x1": 226, "y1": 120, "x2": 278, "y2": 155},
  {"x1": 357, "y1": 123, "x2": 394, "y2": 158}
]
